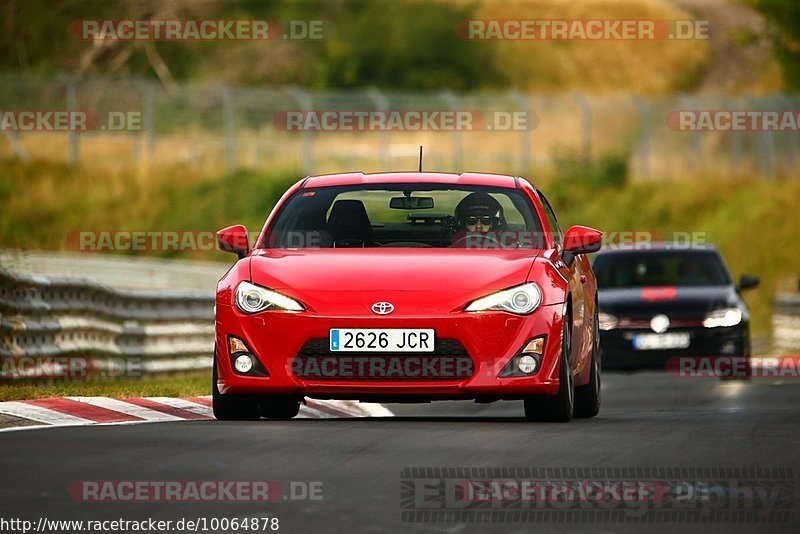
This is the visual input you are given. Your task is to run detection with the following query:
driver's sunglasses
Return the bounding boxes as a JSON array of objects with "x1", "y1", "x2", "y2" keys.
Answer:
[{"x1": 466, "y1": 216, "x2": 496, "y2": 226}]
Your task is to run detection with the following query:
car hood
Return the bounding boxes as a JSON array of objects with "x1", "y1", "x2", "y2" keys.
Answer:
[
  {"x1": 248, "y1": 249, "x2": 540, "y2": 315},
  {"x1": 598, "y1": 285, "x2": 743, "y2": 319}
]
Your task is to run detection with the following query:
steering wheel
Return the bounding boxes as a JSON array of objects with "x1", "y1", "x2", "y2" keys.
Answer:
[{"x1": 449, "y1": 232, "x2": 503, "y2": 249}]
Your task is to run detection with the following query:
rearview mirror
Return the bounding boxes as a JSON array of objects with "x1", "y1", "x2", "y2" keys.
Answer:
[
  {"x1": 738, "y1": 274, "x2": 759, "y2": 291},
  {"x1": 563, "y1": 225, "x2": 603, "y2": 255},
  {"x1": 217, "y1": 224, "x2": 250, "y2": 259},
  {"x1": 390, "y1": 196, "x2": 434, "y2": 210}
]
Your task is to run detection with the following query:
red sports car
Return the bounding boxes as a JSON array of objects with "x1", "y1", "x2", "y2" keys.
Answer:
[{"x1": 214, "y1": 172, "x2": 602, "y2": 422}]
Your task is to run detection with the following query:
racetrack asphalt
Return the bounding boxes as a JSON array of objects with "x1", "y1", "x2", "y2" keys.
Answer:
[{"x1": 1, "y1": 371, "x2": 798, "y2": 534}]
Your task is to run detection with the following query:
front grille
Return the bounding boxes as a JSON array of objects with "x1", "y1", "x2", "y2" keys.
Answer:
[
  {"x1": 293, "y1": 338, "x2": 473, "y2": 380},
  {"x1": 617, "y1": 318, "x2": 704, "y2": 329}
]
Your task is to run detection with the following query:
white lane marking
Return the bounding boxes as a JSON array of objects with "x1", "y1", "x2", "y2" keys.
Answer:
[
  {"x1": 298, "y1": 406, "x2": 333, "y2": 419},
  {"x1": 328, "y1": 400, "x2": 394, "y2": 417},
  {"x1": 0, "y1": 401, "x2": 94, "y2": 426},
  {"x1": 0, "y1": 396, "x2": 393, "y2": 430},
  {"x1": 65, "y1": 397, "x2": 184, "y2": 422},
  {"x1": 144, "y1": 397, "x2": 214, "y2": 418}
]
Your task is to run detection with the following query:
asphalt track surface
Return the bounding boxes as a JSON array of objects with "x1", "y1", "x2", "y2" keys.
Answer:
[{"x1": 1, "y1": 371, "x2": 799, "y2": 534}]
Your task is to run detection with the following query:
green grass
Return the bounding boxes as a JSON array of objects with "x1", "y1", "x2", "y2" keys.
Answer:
[
  {"x1": 0, "y1": 158, "x2": 301, "y2": 261},
  {"x1": 0, "y1": 372, "x2": 210, "y2": 402}
]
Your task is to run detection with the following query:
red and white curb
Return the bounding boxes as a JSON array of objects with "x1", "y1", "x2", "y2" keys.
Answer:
[{"x1": 0, "y1": 396, "x2": 393, "y2": 432}]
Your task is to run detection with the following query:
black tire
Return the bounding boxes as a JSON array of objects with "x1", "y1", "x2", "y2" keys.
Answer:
[
  {"x1": 212, "y1": 352, "x2": 261, "y2": 421},
  {"x1": 260, "y1": 396, "x2": 301, "y2": 420},
  {"x1": 524, "y1": 309, "x2": 574, "y2": 422},
  {"x1": 574, "y1": 307, "x2": 601, "y2": 418}
]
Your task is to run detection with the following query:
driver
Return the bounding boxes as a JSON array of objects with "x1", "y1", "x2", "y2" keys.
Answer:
[{"x1": 451, "y1": 192, "x2": 506, "y2": 247}]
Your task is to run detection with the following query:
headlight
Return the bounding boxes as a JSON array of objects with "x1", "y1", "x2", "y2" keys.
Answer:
[
  {"x1": 598, "y1": 312, "x2": 619, "y2": 331},
  {"x1": 235, "y1": 281, "x2": 305, "y2": 313},
  {"x1": 703, "y1": 308, "x2": 742, "y2": 328},
  {"x1": 465, "y1": 282, "x2": 542, "y2": 315}
]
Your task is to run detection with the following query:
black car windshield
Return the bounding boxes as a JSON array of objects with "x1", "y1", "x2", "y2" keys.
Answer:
[
  {"x1": 593, "y1": 250, "x2": 731, "y2": 288},
  {"x1": 264, "y1": 184, "x2": 545, "y2": 249}
]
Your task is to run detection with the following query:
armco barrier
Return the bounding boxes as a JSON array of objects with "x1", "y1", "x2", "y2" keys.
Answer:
[
  {"x1": 0, "y1": 269, "x2": 214, "y2": 379},
  {"x1": 773, "y1": 293, "x2": 800, "y2": 352}
]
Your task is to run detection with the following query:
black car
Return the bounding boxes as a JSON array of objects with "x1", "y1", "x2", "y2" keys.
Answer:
[{"x1": 592, "y1": 244, "x2": 759, "y2": 370}]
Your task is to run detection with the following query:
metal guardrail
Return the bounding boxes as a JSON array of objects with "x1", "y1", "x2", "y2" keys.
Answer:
[
  {"x1": 773, "y1": 293, "x2": 800, "y2": 352},
  {"x1": 0, "y1": 250, "x2": 225, "y2": 291},
  {"x1": 0, "y1": 268, "x2": 215, "y2": 380}
]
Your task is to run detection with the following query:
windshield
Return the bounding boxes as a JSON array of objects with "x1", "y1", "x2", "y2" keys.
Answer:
[
  {"x1": 264, "y1": 184, "x2": 544, "y2": 249},
  {"x1": 593, "y1": 250, "x2": 732, "y2": 288}
]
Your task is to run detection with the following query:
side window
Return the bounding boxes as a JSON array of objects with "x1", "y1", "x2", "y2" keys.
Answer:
[{"x1": 537, "y1": 191, "x2": 563, "y2": 249}]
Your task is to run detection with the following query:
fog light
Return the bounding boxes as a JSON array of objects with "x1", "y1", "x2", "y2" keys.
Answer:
[
  {"x1": 518, "y1": 355, "x2": 538, "y2": 374},
  {"x1": 234, "y1": 354, "x2": 254, "y2": 373},
  {"x1": 720, "y1": 342, "x2": 736, "y2": 355}
]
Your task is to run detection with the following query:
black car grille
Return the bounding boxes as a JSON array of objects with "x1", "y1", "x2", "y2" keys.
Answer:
[{"x1": 293, "y1": 338, "x2": 473, "y2": 380}]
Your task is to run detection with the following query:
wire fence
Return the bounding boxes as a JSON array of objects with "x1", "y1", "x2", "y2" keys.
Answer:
[{"x1": 1, "y1": 72, "x2": 799, "y2": 179}]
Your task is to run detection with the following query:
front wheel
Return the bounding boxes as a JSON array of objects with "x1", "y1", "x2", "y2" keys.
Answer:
[
  {"x1": 212, "y1": 352, "x2": 261, "y2": 421},
  {"x1": 260, "y1": 396, "x2": 301, "y2": 420},
  {"x1": 524, "y1": 311, "x2": 574, "y2": 422},
  {"x1": 574, "y1": 308, "x2": 601, "y2": 418}
]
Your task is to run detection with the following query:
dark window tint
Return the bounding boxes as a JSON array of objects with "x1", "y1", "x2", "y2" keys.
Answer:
[
  {"x1": 593, "y1": 250, "x2": 731, "y2": 288},
  {"x1": 265, "y1": 184, "x2": 545, "y2": 249}
]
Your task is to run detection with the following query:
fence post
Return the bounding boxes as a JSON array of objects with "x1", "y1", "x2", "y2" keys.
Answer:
[
  {"x1": 780, "y1": 95, "x2": 797, "y2": 175},
  {"x1": 366, "y1": 87, "x2": 389, "y2": 170},
  {"x1": 440, "y1": 90, "x2": 463, "y2": 170},
  {"x1": 512, "y1": 91, "x2": 532, "y2": 174},
  {"x1": 677, "y1": 94, "x2": 702, "y2": 175},
  {"x1": 1, "y1": 131, "x2": 28, "y2": 161},
  {"x1": 221, "y1": 85, "x2": 236, "y2": 171},
  {"x1": 137, "y1": 78, "x2": 156, "y2": 170},
  {"x1": 747, "y1": 96, "x2": 774, "y2": 179},
  {"x1": 572, "y1": 93, "x2": 592, "y2": 165},
  {"x1": 288, "y1": 87, "x2": 314, "y2": 174},
  {"x1": 66, "y1": 76, "x2": 79, "y2": 165},
  {"x1": 726, "y1": 96, "x2": 742, "y2": 173},
  {"x1": 632, "y1": 95, "x2": 651, "y2": 179}
]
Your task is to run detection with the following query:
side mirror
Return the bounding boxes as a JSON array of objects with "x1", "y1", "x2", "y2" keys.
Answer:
[
  {"x1": 217, "y1": 224, "x2": 250, "y2": 259},
  {"x1": 738, "y1": 274, "x2": 759, "y2": 291},
  {"x1": 563, "y1": 225, "x2": 603, "y2": 255}
]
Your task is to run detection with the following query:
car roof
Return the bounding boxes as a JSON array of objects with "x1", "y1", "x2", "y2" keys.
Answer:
[
  {"x1": 595, "y1": 242, "x2": 719, "y2": 254},
  {"x1": 301, "y1": 171, "x2": 521, "y2": 189}
]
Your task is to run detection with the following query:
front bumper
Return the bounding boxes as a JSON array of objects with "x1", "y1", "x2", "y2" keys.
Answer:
[
  {"x1": 600, "y1": 325, "x2": 749, "y2": 369},
  {"x1": 214, "y1": 302, "x2": 565, "y2": 400}
]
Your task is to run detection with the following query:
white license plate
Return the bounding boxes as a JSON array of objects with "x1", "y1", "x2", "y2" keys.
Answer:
[
  {"x1": 632, "y1": 333, "x2": 690, "y2": 350},
  {"x1": 329, "y1": 329, "x2": 434, "y2": 352}
]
